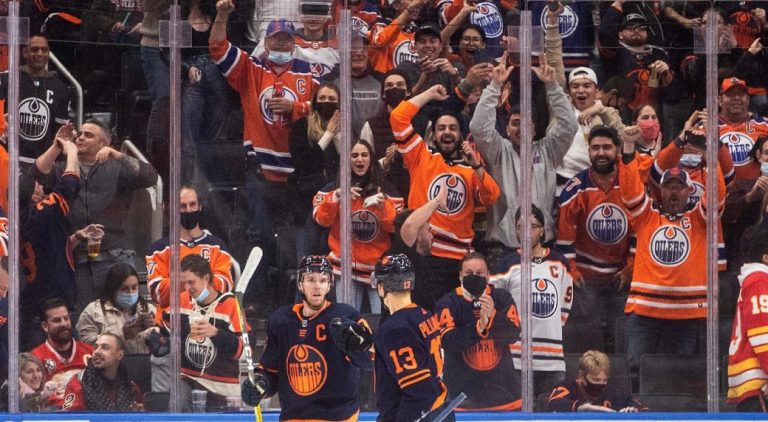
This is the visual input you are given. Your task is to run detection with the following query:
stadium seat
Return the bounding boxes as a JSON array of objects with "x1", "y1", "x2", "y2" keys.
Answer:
[
  {"x1": 564, "y1": 353, "x2": 631, "y2": 395},
  {"x1": 562, "y1": 319, "x2": 604, "y2": 353},
  {"x1": 123, "y1": 354, "x2": 152, "y2": 395},
  {"x1": 144, "y1": 391, "x2": 170, "y2": 412},
  {"x1": 639, "y1": 354, "x2": 706, "y2": 399},
  {"x1": 634, "y1": 393, "x2": 705, "y2": 412},
  {"x1": 197, "y1": 139, "x2": 246, "y2": 186}
]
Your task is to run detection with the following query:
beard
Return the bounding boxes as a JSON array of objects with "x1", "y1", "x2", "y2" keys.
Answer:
[{"x1": 591, "y1": 158, "x2": 616, "y2": 175}]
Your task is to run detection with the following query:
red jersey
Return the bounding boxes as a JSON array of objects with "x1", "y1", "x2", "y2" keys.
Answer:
[
  {"x1": 557, "y1": 168, "x2": 631, "y2": 280},
  {"x1": 210, "y1": 38, "x2": 319, "y2": 182},
  {"x1": 62, "y1": 368, "x2": 143, "y2": 411},
  {"x1": 719, "y1": 114, "x2": 768, "y2": 185},
  {"x1": 313, "y1": 181, "x2": 402, "y2": 284},
  {"x1": 391, "y1": 100, "x2": 500, "y2": 260},
  {"x1": 728, "y1": 263, "x2": 768, "y2": 404},
  {"x1": 31, "y1": 340, "x2": 93, "y2": 408},
  {"x1": 369, "y1": 22, "x2": 419, "y2": 76},
  {"x1": 145, "y1": 232, "x2": 234, "y2": 308},
  {"x1": 619, "y1": 154, "x2": 725, "y2": 320}
]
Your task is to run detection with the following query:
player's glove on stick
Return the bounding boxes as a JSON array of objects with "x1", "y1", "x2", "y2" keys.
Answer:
[
  {"x1": 241, "y1": 372, "x2": 271, "y2": 406},
  {"x1": 330, "y1": 317, "x2": 374, "y2": 353}
]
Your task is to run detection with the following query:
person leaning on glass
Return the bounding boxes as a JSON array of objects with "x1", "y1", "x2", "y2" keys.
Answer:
[{"x1": 0, "y1": 353, "x2": 58, "y2": 411}]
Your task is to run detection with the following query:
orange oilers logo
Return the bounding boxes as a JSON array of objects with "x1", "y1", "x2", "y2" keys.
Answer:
[
  {"x1": 429, "y1": 173, "x2": 467, "y2": 216},
  {"x1": 720, "y1": 131, "x2": 754, "y2": 166},
  {"x1": 352, "y1": 210, "x2": 379, "y2": 242},
  {"x1": 259, "y1": 86, "x2": 299, "y2": 126},
  {"x1": 462, "y1": 339, "x2": 501, "y2": 371},
  {"x1": 393, "y1": 40, "x2": 419, "y2": 67},
  {"x1": 587, "y1": 204, "x2": 628, "y2": 245},
  {"x1": 531, "y1": 278, "x2": 558, "y2": 319},
  {"x1": 650, "y1": 225, "x2": 690, "y2": 266},
  {"x1": 286, "y1": 344, "x2": 328, "y2": 396}
]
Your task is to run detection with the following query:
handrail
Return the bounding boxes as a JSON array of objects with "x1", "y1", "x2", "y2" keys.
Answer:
[
  {"x1": 48, "y1": 51, "x2": 83, "y2": 127},
  {"x1": 121, "y1": 139, "x2": 163, "y2": 244}
]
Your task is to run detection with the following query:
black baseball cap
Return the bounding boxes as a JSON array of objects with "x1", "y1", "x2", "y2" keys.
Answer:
[
  {"x1": 622, "y1": 12, "x2": 648, "y2": 28},
  {"x1": 415, "y1": 24, "x2": 441, "y2": 42}
]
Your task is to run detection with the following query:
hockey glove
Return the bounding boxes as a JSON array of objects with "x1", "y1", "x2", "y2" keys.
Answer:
[
  {"x1": 241, "y1": 372, "x2": 271, "y2": 407},
  {"x1": 330, "y1": 317, "x2": 374, "y2": 353}
]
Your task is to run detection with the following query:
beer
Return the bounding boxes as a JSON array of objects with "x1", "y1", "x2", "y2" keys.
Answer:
[
  {"x1": 272, "y1": 81, "x2": 284, "y2": 129},
  {"x1": 86, "y1": 227, "x2": 103, "y2": 258}
]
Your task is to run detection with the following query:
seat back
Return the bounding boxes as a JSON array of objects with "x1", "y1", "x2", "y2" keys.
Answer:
[
  {"x1": 564, "y1": 353, "x2": 632, "y2": 395},
  {"x1": 123, "y1": 354, "x2": 152, "y2": 394},
  {"x1": 562, "y1": 319, "x2": 604, "y2": 353},
  {"x1": 639, "y1": 354, "x2": 706, "y2": 399}
]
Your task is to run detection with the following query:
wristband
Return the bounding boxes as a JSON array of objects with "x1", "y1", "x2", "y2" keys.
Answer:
[{"x1": 471, "y1": 163, "x2": 483, "y2": 170}]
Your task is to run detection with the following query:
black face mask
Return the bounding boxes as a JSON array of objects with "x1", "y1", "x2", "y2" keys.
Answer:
[
  {"x1": 384, "y1": 88, "x2": 407, "y2": 108},
  {"x1": 316, "y1": 102, "x2": 338, "y2": 120},
  {"x1": 583, "y1": 378, "x2": 607, "y2": 398},
  {"x1": 180, "y1": 210, "x2": 202, "y2": 230},
  {"x1": 462, "y1": 274, "x2": 488, "y2": 298}
]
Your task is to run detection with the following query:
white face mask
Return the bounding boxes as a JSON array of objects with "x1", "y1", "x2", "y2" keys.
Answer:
[
  {"x1": 679, "y1": 153, "x2": 702, "y2": 168},
  {"x1": 268, "y1": 50, "x2": 292, "y2": 65}
]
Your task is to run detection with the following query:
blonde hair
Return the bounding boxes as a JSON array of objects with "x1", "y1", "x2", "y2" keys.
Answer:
[
  {"x1": 578, "y1": 350, "x2": 611, "y2": 378},
  {"x1": 307, "y1": 83, "x2": 340, "y2": 144},
  {"x1": 19, "y1": 352, "x2": 45, "y2": 390}
]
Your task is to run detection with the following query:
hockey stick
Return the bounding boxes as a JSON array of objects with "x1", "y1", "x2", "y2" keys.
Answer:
[
  {"x1": 425, "y1": 392, "x2": 466, "y2": 422},
  {"x1": 233, "y1": 247, "x2": 263, "y2": 422}
]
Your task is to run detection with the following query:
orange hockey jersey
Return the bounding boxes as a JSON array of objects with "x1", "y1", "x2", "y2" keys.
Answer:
[
  {"x1": 313, "y1": 181, "x2": 402, "y2": 284},
  {"x1": 728, "y1": 263, "x2": 768, "y2": 404},
  {"x1": 619, "y1": 154, "x2": 725, "y2": 320},
  {"x1": 390, "y1": 100, "x2": 500, "y2": 260},
  {"x1": 369, "y1": 22, "x2": 420, "y2": 76},
  {"x1": 145, "y1": 232, "x2": 234, "y2": 308},
  {"x1": 720, "y1": 114, "x2": 768, "y2": 185},
  {"x1": 210, "y1": 39, "x2": 318, "y2": 182},
  {"x1": 557, "y1": 168, "x2": 631, "y2": 280}
]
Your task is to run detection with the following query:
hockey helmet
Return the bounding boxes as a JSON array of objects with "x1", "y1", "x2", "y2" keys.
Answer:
[
  {"x1": 372, "y1": 254, "x2": 415, "y2": 292},
  {"x1": 297, "y1": 255, "x2": 333, "y2": 284}
]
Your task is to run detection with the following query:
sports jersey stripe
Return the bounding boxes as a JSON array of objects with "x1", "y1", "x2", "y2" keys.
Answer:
[
  {"x1": 748, "y1": 326, "x2": 768, "y2": 337},
  {"x1": 754, "y1": 344, "x2": 768, "y2": 354},
  {"x1": 728, "y1": 369, "x2": 768, "y2": 388},
  {"x1": 396, "y1": 134, "x2": 420, "y2": 154},
  {"x1": 729, "y1": 357, "x2": 762, "y2": 375},
  {"x1": 631, "y1": 281, "x2": 708, "y2": 292},
  {"x1": 628, "y1": 290, "x2": 707, "y2": 300},
  {"x1": 575, "y1": 249, "x2": 625, "y2": 266},
  {"x1": 216, "y1": 43, "x2": 241, "y2": 77},
  {"x1": 392, "y1": 125, "x2": 413, "y2": 139},
  {"x1": 626, "y1": 298, "x2": 707, "y2": 309},
  {"x1": 728, "y1": 379, "x2": 768, "y2": 399},
  {"x1": 398, "y1": 369, "x2": 431, "y2": 385},
  {"x1": 431, "y1": 225, "x2": 474, "y2": 243},
  {"x1": 575, "y1": 262, "x2": 622, "y2": 274},
  {"x1": 432, "y1": 232, "x2": 472, "y2": 248}
]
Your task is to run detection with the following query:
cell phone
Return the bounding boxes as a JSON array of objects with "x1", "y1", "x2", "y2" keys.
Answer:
[
  {"x1": 300, "y1": 2, "x2": 331, "y2": 17},
  {"x1": 473, "y1": 49, "x2": 491, "y2": 64},
  {"x1": 685, "y1": 131, "x2": 707, "y2": 149}
]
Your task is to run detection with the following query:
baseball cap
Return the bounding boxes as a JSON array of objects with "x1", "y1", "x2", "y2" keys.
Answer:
[
  {"x1": 660, "y1": 166, "x2": 691, "y2": 187},
  {"x1": 622, "y1": 13, "x2": 648, "y2": 28},
  {"x1": 415, "y1": 24, "x2": 441, "y2": 42},
  {"x1": 720, "y1": 77, "x2": 747, "y2": 94},
  {"x1": 568, "y1": 66, "x2": 598, "y2": 86},
  {"x1": 266, "y1": 19, "x2": 296, "y2": 39},
  {"x1": 587, "y1": 125, "x2": 619, "y2": 144}
]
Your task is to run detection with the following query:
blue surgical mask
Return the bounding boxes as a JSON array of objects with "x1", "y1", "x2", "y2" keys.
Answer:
[
  {"x1": 267, "y1": 50, "x2": 292, "y2": 65},
  {"x1": 679, "y1": 153, "x2": 702, "y2": 168},
  {"x1": 115, "y1": 291, "x2": 138, "y2": 309},
  {"x1": 194, "y1": 287, "x2": 210, "y2": 304},
  {"x1": 761, "y1": 161, "x2": 768, "y2": 176}
]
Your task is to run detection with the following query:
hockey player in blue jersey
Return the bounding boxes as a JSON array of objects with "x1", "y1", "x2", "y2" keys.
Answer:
[
  {"x1": 372, "y1": 254, "x2": 451, "y2": 422},
  {"x1": 240, "y1": 256, "x2": 373, "y2": 421}
]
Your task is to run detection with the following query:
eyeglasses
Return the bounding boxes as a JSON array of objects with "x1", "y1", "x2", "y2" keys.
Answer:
[{"x1": 461, "y1": 36, "x2": 483, "y2": 44}]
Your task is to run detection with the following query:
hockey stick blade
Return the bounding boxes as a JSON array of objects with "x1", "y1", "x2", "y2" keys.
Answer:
[
  {"x1": 236, "y1": 247, "x2": 263, "y2": 296},
  {"x1": 428, "y1": 392, "x2": 466, "y2": 422}
]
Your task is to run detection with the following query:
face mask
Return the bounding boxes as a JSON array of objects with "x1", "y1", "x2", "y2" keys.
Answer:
[
  {"x1": 115, "y1": 291, "x2": 138, "y2": 309},
  {"x1": 638, "y1": 119, "x2": 660, "y2": 142},
  {"x1": 583, "y1": 378, "x2": 607, "y2": 398},
  {"x1": 679, "y1": 153, "x2": 702, "y2": 168},
  {"x1": 315, "y1": 102, "x2": 338, "y2": 120},
  {"x1": 462, "y1": 274, "x2": 488, "y2": 298},
  {"x1": 194, "y1": 287, "x2": 210, "y2": 304},
  {"x1": 761, "y1": 161, "x2": 768, "y2": 176},
  {"x1": 384, "y1": 88, "x2": 407, "y2": 108},
  {"x1": 267, "y1": 50, "x2": 292, "y2": 65},
  {"x1": 180, "y1": 210, "x2": 202, "y2": 230}
]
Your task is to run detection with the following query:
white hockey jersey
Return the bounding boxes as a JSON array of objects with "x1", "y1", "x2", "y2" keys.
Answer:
[{"x1": 490, "y1": 248, "x2": 573, "y2": 372}]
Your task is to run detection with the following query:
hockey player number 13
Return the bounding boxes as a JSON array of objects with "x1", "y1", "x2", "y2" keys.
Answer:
[{"x1": 389, "y1": 338, "x2": 444, "y2": 375}]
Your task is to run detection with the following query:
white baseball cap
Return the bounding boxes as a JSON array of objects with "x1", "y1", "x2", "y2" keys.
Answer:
[{"x1": 568, "y1": 67, "x2": 598, "y2": 86}]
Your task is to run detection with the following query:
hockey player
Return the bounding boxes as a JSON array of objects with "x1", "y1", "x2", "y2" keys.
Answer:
[
  {"x1": 490, "y1": 205, "x2": 574, "y2": 398},
  {"x1": 372, "y1": 254, "x2": 450, "y2": 421},
  {"x1": 240, "y1": 256, "x2": 373, "y2": 421},
  {"x1": 435, "y1": 252, "x2": 521, "y2": 410},
  {"x1": 620, "y1": 125, "x2": 725, "y2": 370}
]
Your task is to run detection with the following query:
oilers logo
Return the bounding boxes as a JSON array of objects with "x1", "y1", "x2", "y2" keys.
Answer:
[
  {"x1": 259, "y1": 86, "x2": 299, "y2": 126},
  {"x1": 351, "y1": 209, "x2": 379, "y2": 242},
  {"x1": 531, "y1": 278, "x2": 558, "y2": 319},
  {"x1": 286, "y1": 344, "x2": 328, "y2": 396},
  {"x1": 650, "y1": 226, "x2": 690, "y2": 266},
  {"x1": 586, "y1": 204, "x2": 628, "y2": 245},
  {"x1": 19, "y1": 97, "x2": 51, "y2": 141},
  {"x1": 393, "y1": 40, "x2": 419, "y2": 67},
  {"x1": 429, "y1": 174, "x2": 467, "y2": 216},
  {"x1": 351, "y1": 16, "x2": 370, "y2": 35},
  {"x1": 720, "y1": 131, "x2": 754, "y2": 166},
  {"x1": 310, "y1": 62, "x2": 334, "y2": 78},
  {"x1": 539, "y1": 4, "x2": 579, "y2": 38},
  {"x1": 687, "y1": 181, "x2": 705, "y2": 207},
  {"x1": 184, "y1": 334, "x2": 217, "y2": 369},
  {"x1": 471, "y1": 3, "x2": 503, "y2": 39},
  {"x1": 462, "y1": 339, "x2": 501, "y2": 371}
]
